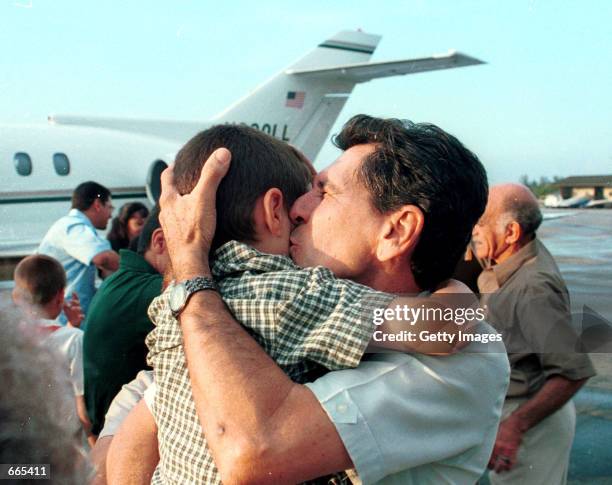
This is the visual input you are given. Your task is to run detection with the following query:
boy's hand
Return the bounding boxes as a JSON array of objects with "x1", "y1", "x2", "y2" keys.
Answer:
[{"x1": 63, "y1": 292, "x2": 84, "y2": 328}]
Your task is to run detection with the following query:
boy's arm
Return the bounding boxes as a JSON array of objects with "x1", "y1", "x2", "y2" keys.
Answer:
[
  {"x1": 75, "y1": 395, "x2": 95, "y2": 447},
  {"x1": 371, "y1": 279, "x2": 480, "y2": 354}
]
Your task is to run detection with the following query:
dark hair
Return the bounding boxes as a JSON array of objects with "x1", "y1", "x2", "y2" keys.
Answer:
[
  {"x1": 136, "y1": 205, "x2": 161, "y2": 255},
  {"x1": 333, "y1": 115, "x2": 488, "y2": 291},
  {"x1": 503, "y1": 197, "x2": 543, "y2": 238},
  {"x1": 71, "y1": 181, "x2": 111, "y2": 211},
  {"x1": 14, "y1": 255, "x2": 66, "y2": 305},
  {"x1": 107, "y1": 202, "x2": 150, "y2": 251},
  {"x1": 173, "y1": 124, "x2": 312, "y2": 251}
]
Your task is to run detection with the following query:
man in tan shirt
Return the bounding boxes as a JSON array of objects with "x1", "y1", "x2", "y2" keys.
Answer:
[{"x1": 473, "y1": 183, "x2": 595, "y2": 485}]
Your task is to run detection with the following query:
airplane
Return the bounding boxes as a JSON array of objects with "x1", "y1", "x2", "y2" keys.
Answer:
[{"x1": 0, "y1": 30, "x2": 484, "y2": 259}]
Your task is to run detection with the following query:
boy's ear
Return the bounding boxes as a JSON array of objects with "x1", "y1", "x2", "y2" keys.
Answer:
[
  {"x1": 54, "y1": 290, "x2": 65, "y2": 309},
  {"x1": 261, "y1": 188, "x2": 286, "y2": 237},
  {"x1": 151, "y1": 228, "x2": 166, "y2": 254}
]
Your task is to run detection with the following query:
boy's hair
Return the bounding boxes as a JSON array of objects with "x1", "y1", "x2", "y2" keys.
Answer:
[
  {"x1": 14, "y1": 255, "x2": 66, "y2": 306},
  {"x1": 173, "y1": 125, "x2": 313, "y2": 251}
]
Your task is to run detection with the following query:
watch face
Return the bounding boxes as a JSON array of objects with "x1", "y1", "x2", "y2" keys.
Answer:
[{"x1": 169, "y1": 282, "x2": 188, "y2": 314}]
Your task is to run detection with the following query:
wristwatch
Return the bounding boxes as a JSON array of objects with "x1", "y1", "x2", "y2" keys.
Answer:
[{"x1": 168, "y1": 276, "x2": 219, "y2": 318}]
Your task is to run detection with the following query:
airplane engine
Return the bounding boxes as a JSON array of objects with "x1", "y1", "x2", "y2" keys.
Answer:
[{"x1": 146, "y1": 159, "x2": 168, "y2": 204}]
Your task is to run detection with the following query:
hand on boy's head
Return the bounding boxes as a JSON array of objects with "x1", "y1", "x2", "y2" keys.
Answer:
[{"x1": 159, "y1": 148, "x2": 231, "y2": 280}]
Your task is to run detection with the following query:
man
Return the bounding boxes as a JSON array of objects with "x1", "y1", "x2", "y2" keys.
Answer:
[
  {"x1": 472, "y1": 183, "x2": 596, "y2": 484},
  {"x1": 38, "y1": 181, "x2": 120, "y2": 324},
  {"x1": 111, "y1": 117, "x2": 509, "y2": 484},
  {"x1": 84, "y1": 206, "x2": 168, "y2": 437},
  {"x1": 12, "y1": 254, "x2": 93, "y2": 445},
  {"x1": 146, "y1": 125, "x2": 471, "y2": 484}
]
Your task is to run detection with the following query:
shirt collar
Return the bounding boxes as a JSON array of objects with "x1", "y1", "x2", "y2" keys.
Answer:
[
  {"x1": 68, "y1": 208, "x2": 95, "y2": 229},
  {"x1": 492, "y1": 238, "x2": 539, "y2": 287},
  {"x1": 211, "y1": 240, "x2": 297, "y2": 279},
  {"x1": 119, "y1": 249, "x2": 158, "y2": 274}
]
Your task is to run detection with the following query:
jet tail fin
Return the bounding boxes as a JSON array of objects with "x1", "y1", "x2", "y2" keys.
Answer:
[{"x1": 212, "y1": 30, "x2": 381, "y2": 160}]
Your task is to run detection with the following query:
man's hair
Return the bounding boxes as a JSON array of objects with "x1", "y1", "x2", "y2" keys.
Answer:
[
  {"x1": 71, "y1": 181, "x2": 111, "y2": 211},
  {"x1": 137, "y1": 205, "x2": 161, "y2": 255},
  {"x1": 333, "y1": 115, "x2": 488, "y2": 291},
  {"x1": 14, "y1": 255, "x2": 66, "y2": 306},
  {"x1": 0, "y1": 309, "x2": 90, "y2": 483},
  {"x1": 173, "y1": 124, "x2": 312, "y2": 251},
  {"x1": 502, "y1": 197, "x2": 543, "y2": 238}
]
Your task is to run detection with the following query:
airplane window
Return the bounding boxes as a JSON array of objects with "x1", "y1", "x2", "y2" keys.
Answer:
[
  {"x1": 14, "y1": 152, "x2": 32, "y2": 176},
  {"x1": 53, "y1": 153, "x2": 70, "y2": 175}
]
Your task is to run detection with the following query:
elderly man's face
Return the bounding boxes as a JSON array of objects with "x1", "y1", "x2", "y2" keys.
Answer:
[
  {"x1": 289, "y1": 144, "x2": 385, "y2": 283},
  {"x1": 471, "y1": 196, "x2": 507, "y2": 263}
]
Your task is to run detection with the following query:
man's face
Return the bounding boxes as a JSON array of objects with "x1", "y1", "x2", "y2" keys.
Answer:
[
  {"x1": 289, "y1": 144, "x2": 385, "y2": 282},
  {"x1": 471, "y1": 197, "x2": 506, "y2": 262},
  {"x1": 94, "y1": 197, "x2": 114, "y2": 230}
]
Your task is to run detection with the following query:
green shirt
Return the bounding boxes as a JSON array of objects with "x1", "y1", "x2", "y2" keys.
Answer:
[{"x1": 84, "y1": 249, "x2": 162, "y2": 435}]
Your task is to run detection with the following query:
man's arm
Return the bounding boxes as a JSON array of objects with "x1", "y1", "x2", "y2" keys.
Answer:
[
  {"x1": 106, "y1": 400, "x2": 159, "y2": 485},
  {"x1": 489, "y1": 375, "x2": 587, "y2": 473},
  {"x1": 92, "y1": 250, "x2": 119, "y2": 276},
  {"x1": 181, "y1": 291, "x2": 352, "y2": 484},
  {"x1": 90, "y1": 436, "x2": 113, "y2": 485}
]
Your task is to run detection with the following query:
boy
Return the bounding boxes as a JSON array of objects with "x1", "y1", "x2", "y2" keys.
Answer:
[{"x1": 13, "y1": 254, "x2": 95, "y2": 446}]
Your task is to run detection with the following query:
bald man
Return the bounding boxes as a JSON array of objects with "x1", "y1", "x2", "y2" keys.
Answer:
[{"x1": 472, "y1": 183, "x2": 595, "y2": 485}]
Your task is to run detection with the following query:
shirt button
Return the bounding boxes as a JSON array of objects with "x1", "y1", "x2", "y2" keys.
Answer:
[{"x1": 337, "y1": 403, "x2": 348, "y2": 413}]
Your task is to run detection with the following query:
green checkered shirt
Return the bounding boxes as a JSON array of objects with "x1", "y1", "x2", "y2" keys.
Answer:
[{"x1": 146, "y1": 241, "x2": 392, "y2": 484}]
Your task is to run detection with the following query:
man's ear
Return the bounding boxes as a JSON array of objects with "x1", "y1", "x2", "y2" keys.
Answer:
[
  {"x1": 261, "y1": 188, "x2": 287, "y2": 237},
  {"x1": 504, "y1": 221, "x2": 522, "y2": 245},
  {"x1": 150, "y1": 228, "x2": 166, "y2": 255},
  {"x1": 376, "y1": 205, "x2": 424, "y2": 262},
  {"x1": 90, "y1": 199, "x2": 103, "y2": 213}
]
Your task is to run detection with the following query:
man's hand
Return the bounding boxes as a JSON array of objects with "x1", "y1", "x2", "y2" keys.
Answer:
[
  {"x1": 159, "y1": 148, "x2": 231, "y2": 280},
  {"x1": 63, "y1": 292, "x2": 84, "y2": 328},
  {"x1": 488, "y1": 415, "x2": 524, "y2": 473}
]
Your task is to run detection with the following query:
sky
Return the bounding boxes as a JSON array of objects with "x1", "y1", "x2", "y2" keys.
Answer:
[{"x1": 1, "y1": 0, "x2": 611, "y2": 184}]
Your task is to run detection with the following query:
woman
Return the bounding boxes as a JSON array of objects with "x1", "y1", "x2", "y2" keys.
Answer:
[{"x1": 106, "y1": 202, "x2": 149, "y2": 252}]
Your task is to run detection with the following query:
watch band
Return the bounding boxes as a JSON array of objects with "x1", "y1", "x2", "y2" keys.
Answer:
[
  {"x1": 184, "y1": 276, "x2": 218, "y2": 294},
  {"x1": 171, "y1": 276, "x2": 219, "y2": 318}
]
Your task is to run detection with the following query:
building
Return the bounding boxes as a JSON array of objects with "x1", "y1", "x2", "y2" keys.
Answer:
[{"x1": 555, "y1": 175, "x2": 612, "y2": 200}]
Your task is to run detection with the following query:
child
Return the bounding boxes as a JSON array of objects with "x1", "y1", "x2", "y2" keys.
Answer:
[{"x1": 12, "y1": 254, "x2": 95, "y2": 447}]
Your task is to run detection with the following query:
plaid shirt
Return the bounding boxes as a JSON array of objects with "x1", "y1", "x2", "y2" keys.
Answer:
[{"x1": 146, "y1": 241, "x2": 392, "y2": 484}]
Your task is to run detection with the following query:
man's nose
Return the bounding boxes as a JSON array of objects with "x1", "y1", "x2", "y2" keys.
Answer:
[{"x1": 290, "y1": 193, "x2": 313, "y2": 225}]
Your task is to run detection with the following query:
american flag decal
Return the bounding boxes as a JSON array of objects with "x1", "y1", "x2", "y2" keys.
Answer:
[{"x1": 286, "y1": 91, "x2": 305, "y2": 109}]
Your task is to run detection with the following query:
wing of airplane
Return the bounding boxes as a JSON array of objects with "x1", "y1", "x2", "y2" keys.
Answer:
[
  {"x1": 286, "y1": 51, "x2": 484, "y2": 83},
  {"x1": 48, "y1": 115, "x2": 206, "y2": 143}
]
